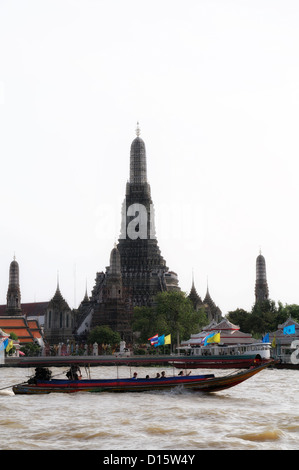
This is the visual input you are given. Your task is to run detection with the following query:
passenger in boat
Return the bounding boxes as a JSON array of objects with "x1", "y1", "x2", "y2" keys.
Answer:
[
  {"x1": 28, "y1": 367, "x2": 52, "y2": 384},
  {"x1": 161, "y1": 371, "x2": 166, "y2": 378},
  {"x1": 132, "y1": 372, "x2": 138, "y2": 379},
  {"x1": 145, "y1": 375, "x2": 150, "y2": 379},
  {"x1": 178, "y1": 370, "x2": 191, "y2": 376},
  {"x1": 66, "y1": 365, "x2": 82, "y2": 380},
  {"x1": 155, "y1": 373, "x2": 161, "y2": 378}
]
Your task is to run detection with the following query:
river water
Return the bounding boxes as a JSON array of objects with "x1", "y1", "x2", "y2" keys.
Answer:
[{"x1": 0, "y1": 365, "x2": 298, "y2": 451}]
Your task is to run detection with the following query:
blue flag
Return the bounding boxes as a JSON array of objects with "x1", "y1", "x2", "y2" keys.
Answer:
[
  {"x1": 283, "y1": 324, "x2": 296, "y2": 335},
  {"x1": 154, "y1": 335, "x2": 165, "y2": 347},
  {"x1": 262, "y1": 333, "x2": 269, "y2": 343},
  {"x1": 202, "y1": 333, "x2": 215, "y2": 346},
  {"x1": 0, "y1": 338, "x2": 9, "y2": 351}
]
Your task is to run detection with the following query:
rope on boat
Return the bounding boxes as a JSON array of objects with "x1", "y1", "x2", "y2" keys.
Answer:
[{"x1": 0, "y1": 381, "x2": 28, "y2": 391}]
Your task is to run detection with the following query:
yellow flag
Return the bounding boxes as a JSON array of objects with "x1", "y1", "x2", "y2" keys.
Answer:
[
  {"x1": 164, "y1": 334, "x2": 171, "y2": 345},
  {"x1": 6, "y1": 340, "x2": 13, "y2": 352},
  {"x1": 207, "y1": 332, "x2": 220, "y2": 344},
  {"x1": 271, "y1": 335, "x2": 276, "y2": 348}
]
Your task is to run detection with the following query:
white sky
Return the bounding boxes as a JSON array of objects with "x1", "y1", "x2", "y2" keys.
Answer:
[{"x1": 0, "y1": 0, "x2": 299, "y2": 315}]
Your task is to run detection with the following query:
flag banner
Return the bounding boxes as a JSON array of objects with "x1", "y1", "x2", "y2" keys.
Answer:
[
  {"x1": 262, "y1": 333, "x2": 269, "y2": 343},
  {"x1": 206, "y1": 332, "x2": 220, "y2": 345},
  {"x1": 271, "y1": 335, "x2": 276, "y2": 348},
  {"x1": 201, "y1": 332, "x2": 220, "y2": 346},
  {"x1": 154, "y1": 335, "x2": 165, "y2": 347},
  {"x1": 148, "y1": 334, "x2": 158, "y2": 345},
  {"x1": 283, "y1": 325, "x2": 296, "y2": 335},
  {"x1": 0, "y1": 338, "x2": 9, "y2": 351},
  {"x1": 6, "y1": 340, "x2": 13, "y2": 352},
  {"x1": 164, "y1": 334, "x2": 171, "y2": 345}
]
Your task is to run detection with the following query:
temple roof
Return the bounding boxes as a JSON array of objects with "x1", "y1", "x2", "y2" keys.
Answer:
[
  {"x1": 181, "y1": 317, "x2": 255, "y2": 346},
  {"x1": 188, "y1": 281, "x2": 202, "y2": 305},
  {"x1": 269, "y1": 316, "x2": 299, "y2": 345},
  {"x1": 0, "y1": 316, "x2": 43, "y2": 344},
  {"x1": 0, "y1": 302, "x2": 48, "y2": 318},
  {"x1": 48, "y1": 284, "x2": 70, "y2": 310}
]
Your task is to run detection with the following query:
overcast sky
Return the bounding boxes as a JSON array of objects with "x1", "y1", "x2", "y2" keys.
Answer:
[{"x1": 0, "y1": 0, "x2": 299, "y2": 315}]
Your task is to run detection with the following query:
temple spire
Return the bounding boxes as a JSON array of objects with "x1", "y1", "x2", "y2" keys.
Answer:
[
  {"x1": 117, "y1": 126, "x2": 178, "y2": 307},
  {"x1": 129, "y1": 122, "x2": 147, "y2": 184},
  {"x1": 255, "y1": 251, "x2": 269, "y2": 303},
  {"x1": 6, "y1": 257, "x2": 22, "y2": 315}
]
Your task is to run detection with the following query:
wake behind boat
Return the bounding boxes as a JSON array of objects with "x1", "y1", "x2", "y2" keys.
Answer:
[{"x1": 12, "y1": 361, "x2": 274, "y2": 395}]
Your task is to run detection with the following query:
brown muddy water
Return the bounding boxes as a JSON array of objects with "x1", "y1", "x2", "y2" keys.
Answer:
[{"x1": 0, "y1": 365, "x2": 298, "y2": 450}]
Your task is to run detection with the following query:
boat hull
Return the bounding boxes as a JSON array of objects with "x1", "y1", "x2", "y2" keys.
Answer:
[
  {"x1": 12, "y1": 362, "x2": 273, "y2": 395},
  {"x1": 169, "y1": 356, "x2": 271, "y2": 369}
]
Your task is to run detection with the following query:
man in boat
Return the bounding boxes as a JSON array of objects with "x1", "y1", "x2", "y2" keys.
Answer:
[
  {"x1": 132, "y1": 372, "x2": 138, "y2": 379},
  {"x1": 28, "y1": 367, "x2": 52, "y2": 384},
  {"x1": 178, "y1": 370, "x2": 191, "y2": 376},
  {"x1": 66, "y1": 364, "x2": 82, "y2": 380}
]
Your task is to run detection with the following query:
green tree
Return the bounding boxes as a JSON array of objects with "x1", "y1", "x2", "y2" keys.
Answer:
[
  {"x1": 132, "y1": 306, "x2": 158, "y2": 343},
  {"x1": 9, "y1": 332, "x2": 18, "y2": 340},
  {"x1": 251, "y1": 299, "x2": 277, "y2": 316},
  {"x1": 132, "y1": 291, "x2": 208, "y2": 350},
  {"x1": 21, "y1": 342, "x2": 41, "y2": 357},
  {"x1": 226, "y1": 308, "x2": 251, "y2": 332},
  {"x1": 227, "y1": 301, "x2": 299, "y2": 338},
  {"x1": 155, "y1": 291, "x2": 206, "y2": 347},
  {"x1": 87, "y1": 325, "x2": 121, "y2": 347},
  {"x1": 277, "y1": 302, "x2": 299, "y2": 324}
]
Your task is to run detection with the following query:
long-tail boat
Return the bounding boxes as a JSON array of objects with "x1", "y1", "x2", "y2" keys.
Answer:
[{"x1": 12, "y1": 361, "x2": 273, "y2": 395}]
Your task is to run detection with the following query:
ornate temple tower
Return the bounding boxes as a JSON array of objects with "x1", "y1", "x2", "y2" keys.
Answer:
[
  {"x1": 188, "y1": 274, "x2": 222, "y2": 323},
  {"x1": 6, "y1": 257, "x2": 22, "y2": 315},
  {"x1": 44, "y1": 281, "x2": 74, "y2": 344},
  {"x1": 188, "y1": 275, "x2": 204, "y2": 311},
  {"x1": 90, "y1": 245, "x2": 133, "y2": 343},
  {"x1": 203, "y1": 286, "x2": 222, "y2": 323},
  {"x1": 255, "y1": 251, "x2": 269, "y2": 303},
  {"x1": 75, "y1": 125, "x2": 179, "y2": 341},
  {"x1": 117, "y1": 123, "x2": 179, "y2": 306}
]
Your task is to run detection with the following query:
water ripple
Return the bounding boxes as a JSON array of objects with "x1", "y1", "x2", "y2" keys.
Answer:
[{"x1": 0, "y1": 366, "x2": 298, "y2": 450}]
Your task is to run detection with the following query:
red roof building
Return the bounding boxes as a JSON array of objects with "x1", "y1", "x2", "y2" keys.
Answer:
[{"x1": 0, "y1": 316, "x2": 44, "y2": 345}]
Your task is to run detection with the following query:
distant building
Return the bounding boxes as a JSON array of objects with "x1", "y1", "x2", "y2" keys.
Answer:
[
  {"x1": 188, "y1": 278, "x2": 222, "y2": 323},
  {"x1": 1, "y1": 126, "x2": 226, "y2": 346},
  {"x1": 117, "y1": 123, "x2": 180, "y2": 305},
  {"x1": 6, "y1": 257, "x2": 22, "y2": 315},
  {"x1": 269, "y1": 317, "x2": 299, "y2": 364},
  {"x1": 75, "y1": 124, "x2": 181, "y2": 342},
  {"x1": 181, "y1": 318, "x2": 256, "y2": 347},
  {"x1": 0, "y1": 316, "x2": 44, "y2": 347},
  {"x1": 255, "y1": 251, "x2": 269, "y2": 303},
  {"x1": 75, "y1": 245, "x2": 133, "y2": 343},
  {"x1": 0, "y1": 257, "x2": 48, "y2": 326},
  {"x1": 44, "y1": 282, "x2": 76, "y2": 345}
]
